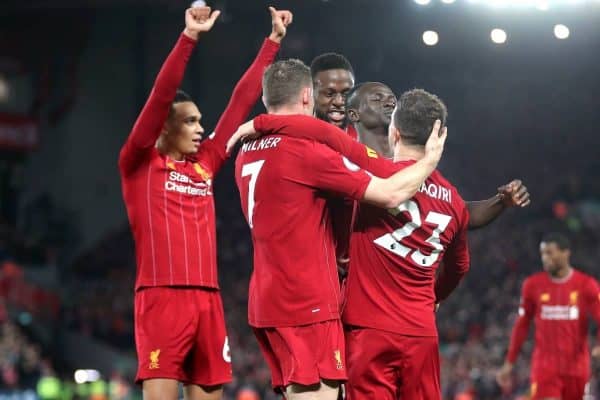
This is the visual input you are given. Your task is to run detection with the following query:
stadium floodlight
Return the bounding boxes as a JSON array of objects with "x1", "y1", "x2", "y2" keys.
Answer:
[
  {"x1": 554, "y1": 24, "x2": 570, "y2": 39},
  {"x1": 422, "y1": 30, "x2": 439, "y2": 46},
  {"x1": 491, "y1": 28, "x2": 507, "y2": 44},
  {"x1": 414, "y1": 0, "x2": 432, "y2": 5}
]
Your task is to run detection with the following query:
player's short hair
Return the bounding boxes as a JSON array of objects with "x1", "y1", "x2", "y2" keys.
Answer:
[
  {"x1": 262, "y1": 59, "x2": 312, "y2": 109},
  {"x1": 394, "y1": 89, "x2": 448, "y2": 146},
  {"x1": 169, "y1": 90, "x2": 194, "y2": 117},
  {"x1": 310, "y1": 52, "x2": 355, "y2": 80},
  {"x1": 173, "y1": 89, "x2": 192, "y2": 105},
  {"x1": 541, "y1": 232, "x2": 571, "y2": 250}
]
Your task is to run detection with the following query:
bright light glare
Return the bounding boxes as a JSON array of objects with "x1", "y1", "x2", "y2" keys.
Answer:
[
  {"x1": 0, "y1": 76, "x2": 9, "y2": 102},
  {"x1": 536, "y1": 1, "x2": 550, "y2": 9},
  {"x1": 414, "y1": 0, "x2": 431, "y2": 5},
  {"x1": 491, "y1": 29, "x2": 507, "y2": 44},
  {"x1": 422, "y1": 31, "x2": 439, "y2": 46},
  {"x1": 554, "y1": 24, "x2": 570, "y2": 39},
  {"x1": 74, "y1": 369, "x2": 100, "y2": 384},
  {"x1": 466, "y1": 0, "x2": 592, "y2": 7},
  {"x1": 74, "y1": 370, "x2": 87, "y2": 384},
  {"x1": 441, "y1": 0, "x2": 456, "y2": 3}
]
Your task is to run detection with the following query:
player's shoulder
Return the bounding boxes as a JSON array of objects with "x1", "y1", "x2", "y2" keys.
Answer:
[
  {"x1": 428, "y1": 169, "x2": 467, "y2": 210},
  {"x1": 236, "y1": 135, "x2": 304, "y2": 160},
  {"x1": 573, "y1": 269, "x2": 598, "y2": 285},
  {"x1": 525, "y1": 272, "x2": 547, "y2": 287}
]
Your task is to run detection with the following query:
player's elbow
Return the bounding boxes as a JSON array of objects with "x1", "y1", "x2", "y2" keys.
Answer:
[{"x1": 386, "y1": 190, "x2": 416, "y2": 208}]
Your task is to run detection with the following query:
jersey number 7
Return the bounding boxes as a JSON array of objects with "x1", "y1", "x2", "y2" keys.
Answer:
[
  {"x1": 374, "y1": 200, "x2": 451, "y2": 267},
  {"x1": 241, "y1": 160, "x2": 265, "y2": 229}
]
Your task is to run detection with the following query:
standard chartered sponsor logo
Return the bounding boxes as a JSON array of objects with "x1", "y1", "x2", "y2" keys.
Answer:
[
  {"x1": 540, "y1": 305, "x2": 579, "y2": 320},
  {"x1": 165, "y1": 171, "x2": 211, "y2": 196}
]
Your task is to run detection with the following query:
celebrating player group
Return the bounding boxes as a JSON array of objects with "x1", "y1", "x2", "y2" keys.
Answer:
[{"x1": 119, "y1": 5, "x2": 600, "y2": 400}]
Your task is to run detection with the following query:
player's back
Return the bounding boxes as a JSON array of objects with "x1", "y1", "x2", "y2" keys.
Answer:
[
  {"x1": 343, "y1": 160, "x2": 470, "y2": 336},
  {"x1": 235, "y1": 135, "x2": 370, "y2": 328}
]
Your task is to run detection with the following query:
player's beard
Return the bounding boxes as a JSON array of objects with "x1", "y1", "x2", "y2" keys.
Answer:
[{"x1": 315, "y1": 108, "x2": 348, "y2": 130}]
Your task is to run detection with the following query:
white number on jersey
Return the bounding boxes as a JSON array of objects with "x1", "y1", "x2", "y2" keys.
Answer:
[
  {"x1": 222, "y1": 336, "x2": 231, "y2": 363},
  {"x1": 241, "y1": 160, "x2": 265, "y2": 229},
  {"x1": 373, "y1": 200, "x2": 452, "y2": 267}
]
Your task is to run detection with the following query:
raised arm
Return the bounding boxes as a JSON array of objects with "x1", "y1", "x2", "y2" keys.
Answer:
[
  {"x1": 467, "y1": 180, "x2": 531, "y2": 230},
  {"x1": 119, "y1": 7, "x2": 220, "y2": 176},
  {"x1": 200, "y1": 7, "x2": 291, "y2": 174},
  {"x1": 232, "y1": 114, "x2": 446, "y2": 209},
  {"x1": 249, "y1": 114, "x2": 399, "y2": 176}
]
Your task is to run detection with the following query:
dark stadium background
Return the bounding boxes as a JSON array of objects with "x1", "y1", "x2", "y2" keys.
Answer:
[{"x1": 0, "y1": 0, "x2": 599, "y2": 399}]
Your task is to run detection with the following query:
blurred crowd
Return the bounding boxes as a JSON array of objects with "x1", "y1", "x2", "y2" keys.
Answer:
[{"x1": 0, "y1": 321, "x2": 45, "y2": 394}]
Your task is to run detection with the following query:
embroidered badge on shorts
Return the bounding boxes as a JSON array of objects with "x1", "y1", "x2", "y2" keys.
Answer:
[{"x1": 149, "y1": 349, "x2": 161, "y2": 370}]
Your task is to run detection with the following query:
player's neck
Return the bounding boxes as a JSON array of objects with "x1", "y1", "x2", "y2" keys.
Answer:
[
  {"x1": 549, "y1": 265, "x2": 573, "y2": 281},
  {"x1": 156, "y1": 138, "x2": 185, "y2": 161},
  {"x1": 393, "y1": 143, "x2": 425, "y2": 163},
  {"x1": 356, "y1": 123, "x2": 392, "y2": 158},
  {"x1": 268, "y1": 104, "x2": 307, "y2": 116}
]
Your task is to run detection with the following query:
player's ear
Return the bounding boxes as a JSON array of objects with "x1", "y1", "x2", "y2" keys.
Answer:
[
  {"x1": 163, "y1": 105, "x2": 176, "y2": 135},
  {"x1": 348, "y1": 108, "x2": 359, "y2": 123},
  {"x1": 161, "y1": 120, "x2": 170, "y2": 136},
  {"x1": 301, "y1": 87, "x2": 311, "y2": 106}
]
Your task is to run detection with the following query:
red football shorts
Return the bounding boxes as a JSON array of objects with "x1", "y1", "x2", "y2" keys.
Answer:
[
  {"x1": 134, "y1": 287, "x2": 232, "y2": 386},
  {"x1": 345, "y1": 327, "x2": 440, "y2": 400},
  {"x1": 253, "y1": 319, "x2": 347, "y2": 390},
  {"x1": 531, "y1": 375, "x2": 587, "y2": 400}
]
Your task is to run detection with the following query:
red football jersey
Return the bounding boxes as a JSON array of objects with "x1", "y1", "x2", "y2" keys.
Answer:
[
  {"x1": 507, "y1": 269, "x2": 600, "y2": 378},
  {"x1": 119, "y1": 35, "x2": 279, "y2": 290},
  {"x1": 346, "y1": 124, "x2": 359, "y2": 141},
  {"x1": 235, "y1": 135, "x2": 372, "y2": 327},
  {"x1": 343, "y1": 160, "x2": 470, "y2": 337}
]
